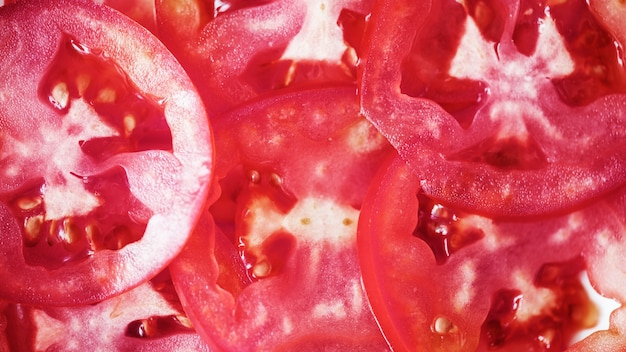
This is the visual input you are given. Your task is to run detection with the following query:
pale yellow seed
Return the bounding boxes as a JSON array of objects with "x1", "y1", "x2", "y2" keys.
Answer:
[
  {"x1": 16, "y1": 196, "x2": 42, "y2": 211},
  {"x1": 24, "y1": 215, "x2": 44, "y2": 242},
  {"x1": 123, "y1": 114, "x2": 136, "y2": 136},
  {"x1": 76, "y1": 73, "x2": 91, "y2": 96},
  {"x1": 95, "y1": 87, "x2": 117, "y2": 103},
  {"x1": 51, "y1": 82, "x2": 69, "y2": 109},
  {"x1": 252, "y1": 260, "x2": 271, "y2": 278}
]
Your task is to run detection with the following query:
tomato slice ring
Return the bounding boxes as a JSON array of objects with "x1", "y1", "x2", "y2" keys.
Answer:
[
  {"x1": 359, "y1": 0, "x2": 626, "y2": 217},
  {"x1": 170, "y1": 86, "x2": 392, "y2": 350},
  {"x1": 357, "y1": 153, "x2": 626, "y2": 351},
  {"x1": 0, "y1": 0, "x2": 212, "y2": 305}
]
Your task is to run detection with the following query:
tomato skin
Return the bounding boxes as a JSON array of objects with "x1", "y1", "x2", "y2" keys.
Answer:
[
  {"x1": 359, "y1": 0, "x2": 626, "y2": 218},
  {"x1": 0, "y1": 0, "x2": 213, "y2": 305}
]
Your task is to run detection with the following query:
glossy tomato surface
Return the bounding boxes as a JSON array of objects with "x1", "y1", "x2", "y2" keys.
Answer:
[
  {"x1": 357, "y1": 153, "x2": 626, "y2": 351},
  {"x1": 359, "y1": 0, "x2": 626, "y2": 218},
  {"x1": 0, "y1": 0, "x2": 212, "y2": 305},
  {"x1": 170, "y1": 86, "x2": 393, "y2": 351},
  {"x1": 154, "y1": 0, "x2": 372, "y2": 115}
]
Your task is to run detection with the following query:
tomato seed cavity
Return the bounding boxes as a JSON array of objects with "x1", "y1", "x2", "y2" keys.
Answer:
[
  {"x1": 0, "y1": 167, "x2": 151, "y2": 270},
  {"x1": 413, "y1": 192, "x2": 484, "y2": 264},
  {"x1": 38, "y1": 34, "x2": 173, "y2": 161},
  {"x1": 480, "y1": 257, "x2": 598, "y2": 350}
]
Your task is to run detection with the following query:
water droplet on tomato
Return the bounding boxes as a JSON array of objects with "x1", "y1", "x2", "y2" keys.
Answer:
[
  {"x1": 248, "y1": 169, "x2": 261, "y2": 184},
  {"x1": 413, "y1": 193, "x2": 484, "y2": 264},
  {"x1": 23, "y1": 215, "x2": 43, "y2": 246}
]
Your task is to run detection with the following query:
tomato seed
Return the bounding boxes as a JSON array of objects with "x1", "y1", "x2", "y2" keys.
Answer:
[
  {"x1": 252, "y1": 260, "x2": 271, "y2": 279},
  {"x1": 123, "y1": 114, "x2": 136, "y2": 136},
  {"x1": 23, "y1": 215, "x2": 44, "y2": 245},
  {"x1": 248, "y1": 170, "x2": 261, "y2": 184},
  {"x1": 16, "y1": 196, "x2": 43, "y2": 211},
  {"x1": 50, "y1": 82, "x2": 69, "y2": 110}
]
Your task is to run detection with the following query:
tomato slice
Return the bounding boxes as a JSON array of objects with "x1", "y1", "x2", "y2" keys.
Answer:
[
  {"x1": 359, "y1": 0, "x2": 626, "y2": 217},
  {"x1": 169, "y1": 86, "x2": 392, "y2": 350},
  {"x1": 0, "y1": 270, "x2": 210, "y2": 351},
  {"x1": 154, "y1": 0, "x2": 372, "y2": 115},
  {"x1": 102, "y1": 0, "x2": 158, "y2": 35},
  {"x1": 357, "y1": 153, "x2": 626, "y2": 351},
  {"x1": 0, "y1": 0, "x2": 212, "y2": 305}
]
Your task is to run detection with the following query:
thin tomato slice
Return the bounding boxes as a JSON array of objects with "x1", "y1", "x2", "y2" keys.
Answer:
[
  {"x1": 170, "y1": 87, "x2": 392, "y2": 351},
  {"x1": 1, "y1": 270, "x2": 210, "y2": 351},
  {"x1": 357, "y1": 153, "x2": 626, "y2": 351},
  {"x1": 154, "y1": 0, "x2": 372, "y2": 115},
  {"x1": 0, "y1": 0, "x2": 212, "y2": 305},
  {"x1": 359, "y1": 0, "x2": 626, "y2": 217}
]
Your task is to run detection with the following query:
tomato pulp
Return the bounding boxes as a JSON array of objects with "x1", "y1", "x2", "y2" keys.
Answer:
[
  {"x1": 359, "y1": 0, "x2": 626, "y2": 218},
  {"x1": 170, "y1": 86, "x2": 393, "y2": 351},
  {"x1": 0, "y1": 0, "x2": 213, "y2": 305},
  {"x1": 357, "y1": 153, "x2": 626, "y2": 351}
]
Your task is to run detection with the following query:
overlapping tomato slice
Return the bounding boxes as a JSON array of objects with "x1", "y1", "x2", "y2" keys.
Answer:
[
  {"x1": 154, "y1": 0, "x2": 373, "y2": 115},
  {"x1": 0, "y1": 270, "x2": 210, "y2": 351},
  {"x1": 169, "y1": 86, "x2": 393, "y2": 350},
  {"x1": 359, "y1": 0, "x2": 626, "y2": 217},
  {"x1": 0, "y1": 0, "x2": 212, "y2": 305},
  {"x1": 357, "y1": 153, "x2": 626, "y2": 351}
]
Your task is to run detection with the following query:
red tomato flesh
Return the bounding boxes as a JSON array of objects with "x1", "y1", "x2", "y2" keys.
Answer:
[
  {"x1": 170, "y1": 86, "x2": 393, "y2": 351},
  {"x1": 360, "y1": 0, "x2": 626, "y2": 217},
  {"x1": 0, "y1": 0, "x2": 213, "y2": 305},
  {"x1": 357, "y1": 153, "x2": 626, "y2": 351},
  {"x1": 154, "y1": 0, "x2": 372, "y2": 115}
]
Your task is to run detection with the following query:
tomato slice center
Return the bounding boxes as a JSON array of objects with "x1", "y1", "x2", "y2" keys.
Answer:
[
  {"x1": 0, "y1": 35, "x2": 174, "y2": 270},
  {"x1": 400, "y1": 0, "x2": 625, "y2": 133}
]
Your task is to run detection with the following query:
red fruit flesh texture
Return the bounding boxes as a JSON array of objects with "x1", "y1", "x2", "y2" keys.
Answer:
[
  {"x1": 0, "y1": 273, "x2": 210, "y2": 351},
  {"x1": 0, "y1": 0, "x2": 212, "y2": 305},
  {"x1": 357, "y1": 154, "x2": 626, "y2": 351},
  {"x1": 154, "y1": 0, "x2": 373, "y2": 115},
  {"x1": 359, "y1": 0, "x2": 626, "y2": 218},
  {"x1": 170, "y1": 87, "x2": 392, "y2": 351}
]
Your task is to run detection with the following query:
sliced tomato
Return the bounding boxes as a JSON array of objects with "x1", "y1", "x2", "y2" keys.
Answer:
[
  {"x1": 0, "y1": 270, "x2": 210, "y2": 351},
  {"x1": 0, "y1": 0, "x2": 212, "y2": 305},
  {"x1": 359, "y1": 0, "x2": 626, "y2": 217},
  {"x1": 154, "y1": 0, "x2": 372, "y2": 115},
  {"x1": 357, "y1": 153, "x2": 626, "y2": 351},
  {"x1": 169, "y1": 86, "x2": 392, "y2": 350}
]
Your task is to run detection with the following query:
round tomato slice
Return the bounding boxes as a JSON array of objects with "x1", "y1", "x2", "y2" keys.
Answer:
[
  {"x1": 357, "y1": 153, "x2": 626, "y2": 351},
  {"x1": 0, "y1": 0, "x2": 213, "y2": 305},
  {"x1": 169, "y1": 87, "x2": 392, "y2": 351},
  {"x1": 1, "y1": 270, "x2": 210, "y2": 351},
  {"x1": 359, "y1": 0, "x2": 626, "y2": 217},
  {"x1": 154, "y1": 0, "x2": 372, "y2": 115}
]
